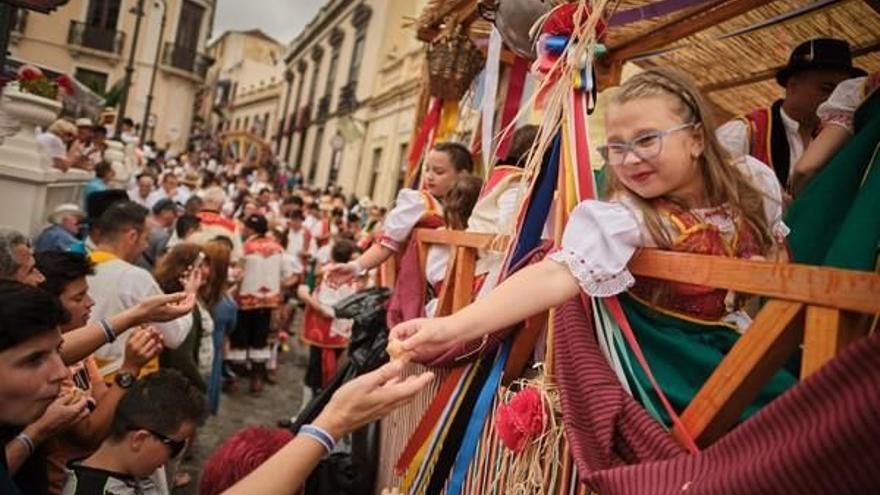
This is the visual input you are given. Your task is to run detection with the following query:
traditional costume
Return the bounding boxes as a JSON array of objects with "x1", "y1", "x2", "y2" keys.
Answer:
[
  {"x1": 300, "y1": 276, "x2": 359, "y2": 390},
  {"x1": 232, "y1": 233, "x2": 293, "y2": 386},
  {"x1": 383, "y1": 189, "x2": 445, "y2": 328},
  {"x1": 551, "y1": 156, "x2": 796, "y2": 429},
  {"x1": 717, "y1": 38, "x2": 866, "y2": 188}
]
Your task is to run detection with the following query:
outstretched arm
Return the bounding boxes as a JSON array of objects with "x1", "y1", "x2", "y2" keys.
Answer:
[
  {"x1": 391, "y1": 259, "x2": 580, "y2": 359},
  {"x1": 221, "y1": 360, "x2": 433, "y2": 495}
]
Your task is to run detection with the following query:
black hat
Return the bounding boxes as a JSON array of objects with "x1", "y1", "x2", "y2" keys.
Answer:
[
  {"x1": 85, "y1": 189, "x2": 129, "y2": 222},
  {"x1": 243, "y1": 214, "x2": 268, "y2": 235},
  {"x1": 776, "y1": 38, "x2": 866, "y2": 86}
]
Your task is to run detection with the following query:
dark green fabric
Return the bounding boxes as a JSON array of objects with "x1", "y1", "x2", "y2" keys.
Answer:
[
  {"x1": 159, "y1": 308, "x2": 207, "y2": 392},
  {"x1": 619, "y1": 294, "x2": 798, "y2": 427},
  {"x1": 786, "y1": 91, "x2": 880, "y2": 270}
]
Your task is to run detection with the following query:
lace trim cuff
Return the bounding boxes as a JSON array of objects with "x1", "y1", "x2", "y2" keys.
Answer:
[
  {"x1": 821, "y1": 111, "x2": 855, "y2": 134},
  {"x1": 549, "y1": 248, "x2": 635, "y2": 297},
  {"x1": 379, "y1": 234, "x2": 402, "y2": 253}
]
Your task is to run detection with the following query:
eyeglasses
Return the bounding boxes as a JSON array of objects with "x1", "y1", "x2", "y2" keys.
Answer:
[
  {"x1": 130, "y1": 427, "x2": 187, "y2": 458},
  {"x1": 597, "y1": 122, "x2": 696, "y2": 167}
]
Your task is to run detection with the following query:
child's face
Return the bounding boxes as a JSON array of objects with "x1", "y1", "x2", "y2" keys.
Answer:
[
  {"x1": 605, "y1": 95, "x2": 704, "y2": 202},
  {"x1": 424, "y1": 150, "x2": 461, "y2": 198},
  {"x1": 128, "y1": 421, "x2": 195, "y2": 477}
]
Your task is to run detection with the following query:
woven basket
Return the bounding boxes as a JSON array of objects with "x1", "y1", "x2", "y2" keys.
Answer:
[{"x1": 427, "y1": 23, "x2": 485, "y2": 101}]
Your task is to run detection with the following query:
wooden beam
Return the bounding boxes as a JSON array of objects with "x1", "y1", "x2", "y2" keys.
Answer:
[
  {"x1": 864, "y1": 0, "x2": 880, "y2": 16},
  {"x1": 678, "y1": 300, "x2": 804, "y2": 447},
  {"x1": 800, "y1": 306, "x2": 868, "y2": 377},
  {"x1": 412, "y1": 230, "x2": 880, "y2": 313},
  {"x1": 629, "y1": 250, "x2": 880, "y2": 314},
  {"x1": 607, "y1": 0, "x2": 773, "y2": 63},
  {"x1": 452, "y1": 246, "x2": 477, "y2": 312},
  {"x1": 703, "y1": 40, "x2": 880, "y2": 93},
  {"x1": 416, "y1": 229, "x2": 509, "y2": 252}
]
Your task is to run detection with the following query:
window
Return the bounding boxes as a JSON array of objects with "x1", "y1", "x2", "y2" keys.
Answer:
[
  {"x1": 86, "y1": 0, "x2": 120, "y2": 29},
  {"x1": 263, "y1": 112, "x2": 271, "y2": 138},
  {"x1": 347, "y1": 32, "x2": 365, "y2": 83},
  {"x1": 74, "y1": 67, "x2": 108, "y2": 94},
  {"x1": 308, "y1": 60, "x2": 321, "y2": 106},
  {"x1": 309, "y1": 126, "x2": 324, "y2": 184},
  {"x1": 234, "y1": 118, "x2": 240, "y2": 130},
  {"x1": 324, "y1": 47, "x2": 340, "y2": 101},
  {"x1": 369, "y1": 147, "x2": 383, "y2": 199},
  {"x1": 395, "y1": 142, "x2": 409, "y2": 193},
  {"x1": 243, "y1": 116, "x2": 250, "y2": 132},
  {"x1": 175, "y1": 0, "x2": 205, "y2": 50}
]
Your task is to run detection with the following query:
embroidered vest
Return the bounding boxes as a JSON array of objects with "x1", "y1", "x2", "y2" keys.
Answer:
[{"x1": 631, "y1": 202, "x2": 764, "y2": 320}]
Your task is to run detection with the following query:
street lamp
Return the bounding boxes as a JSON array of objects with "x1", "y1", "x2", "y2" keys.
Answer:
[
  {"x1": 140, "y1": 0, "x2": 167, "y2": 144},
  {"x1": 114, "y1": 0, "x2": 147, "y2": 139}
]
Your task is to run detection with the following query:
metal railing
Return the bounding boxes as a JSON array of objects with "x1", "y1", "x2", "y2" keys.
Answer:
[
  {"x1": 67, "y1": 20, "x2": 125, "y2": 54},
  {"x1": 162, "y1": 42, "x2": 211, "y2": 79}
]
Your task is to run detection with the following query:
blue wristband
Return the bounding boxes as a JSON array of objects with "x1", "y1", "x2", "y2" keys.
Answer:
[
  {"x1": 99, "y1": 319, "x2": 116, "y2": 344},
  {"x1": 298, "y1": 424, "x2": 335, "y2": 454}
]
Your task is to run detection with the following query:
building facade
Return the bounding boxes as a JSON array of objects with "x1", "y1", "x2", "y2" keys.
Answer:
[
  {"x1": 202, "y1": 29, "x2": 284, "y2": 144},
  {"x1": 277, "y1": 0, "x2": 429, "y2": 205},
  {"x1": 9, "y1": 0, "x2": 215, "y2": 153}
]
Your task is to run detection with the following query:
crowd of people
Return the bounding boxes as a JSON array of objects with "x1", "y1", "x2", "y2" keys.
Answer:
[{"x1": 1, "y1": 35, "x2": 877, "y2": 495}]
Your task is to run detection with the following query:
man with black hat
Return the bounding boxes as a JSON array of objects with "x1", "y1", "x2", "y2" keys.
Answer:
[
  {"x1": 232, "y1": 214, "x2": 292, "y2": 395},
  {"x1": 717, "y1": 37, "x2": 866, "y2": 189}
]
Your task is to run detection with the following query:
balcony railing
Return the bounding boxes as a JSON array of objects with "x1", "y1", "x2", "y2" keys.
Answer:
[
  {"x1": 317, "y1": 95, "x2": 330, "y2": 120},
  {"x1": 162, "y1": 42, "x2": 211, "y2": 79},
  {"x1": 67, "y1": 20, "x2": 125, "y2": 54},
  {"x1": 337, "y1": 81, "x2": 357, "y2": 114}
]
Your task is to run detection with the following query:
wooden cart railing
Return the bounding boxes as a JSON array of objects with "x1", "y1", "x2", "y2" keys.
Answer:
[{"x1": 376, "y1": 229, "x2": 880, "y2": 491}]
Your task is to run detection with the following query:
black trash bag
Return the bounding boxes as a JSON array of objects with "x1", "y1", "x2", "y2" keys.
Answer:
[{"x1": 296, "y1": 287, "x2": 391, "y2": 495}]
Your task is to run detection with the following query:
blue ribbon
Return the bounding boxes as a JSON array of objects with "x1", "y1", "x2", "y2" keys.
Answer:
[
  {"x1": 446, "y1": 340, "x2": 511, "y2": 495},
  {"x1": 510, "y1": 132, "x2": 561, "y2": 265}
]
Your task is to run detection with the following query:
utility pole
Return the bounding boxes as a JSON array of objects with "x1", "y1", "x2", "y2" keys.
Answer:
[
  {"x1": 115, "y1": 0, "x2": 147, "y2": 139},
  {"x1": 140, "y1": 0, "x2": 166, "y2": 144}
]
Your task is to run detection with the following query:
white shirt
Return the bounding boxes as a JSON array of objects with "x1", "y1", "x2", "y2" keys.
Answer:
[
  {"x1": 87, "y1": 258, "x2": 193, "y2": 376},
  {"x1": 548, "y1": 156, "x2": 788, "y2": 298},
  {"x1": 816, "y1": 76, "x2": 869, "y2": 134},
  {"x1": 36, "y1": 132, "x2": 66, "y2": 159},
  {"x1": 716, "y1": 107, "x2": 806, "y2": 179},
  {"x1": 146, "y1": 186, "x2": 191, "y2": 208}
]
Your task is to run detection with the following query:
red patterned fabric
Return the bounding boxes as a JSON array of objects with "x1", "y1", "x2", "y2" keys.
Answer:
[
  {"x1": 385, "y1": 215, "x2": 445, "y2": 329},
  {"x1": 554, "y1": 298, "x2": 880, "y2": 493},
  {"x1": 631, "y1": 201, "x2": 763, "y2": 320}
]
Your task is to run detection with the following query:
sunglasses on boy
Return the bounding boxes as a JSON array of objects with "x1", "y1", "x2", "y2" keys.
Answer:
[
  {"x1": 598, "y1": 122, "x2": 697, "y2": 167},
  {"x1": 129, "y1": 427, "x2": 187, "y2": 458}
]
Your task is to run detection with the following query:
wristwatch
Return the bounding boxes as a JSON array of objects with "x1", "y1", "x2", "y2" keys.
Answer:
[{"x1": 114, "y1": 372, "x2": 136, "y2": 389}]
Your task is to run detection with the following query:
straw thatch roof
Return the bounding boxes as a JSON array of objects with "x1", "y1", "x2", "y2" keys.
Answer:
[{"x1": 416, "y1": 0, "x2": 880, "y2": 118}]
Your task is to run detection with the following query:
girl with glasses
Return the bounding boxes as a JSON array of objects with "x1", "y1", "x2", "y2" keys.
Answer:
[{"x1": 389, "y1": 68, "x2": 796, "y2": 432}]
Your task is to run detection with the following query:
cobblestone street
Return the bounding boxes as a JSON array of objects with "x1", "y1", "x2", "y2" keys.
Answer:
[{"x1": 173, "y1": 337, "x2": 308, "y2": 494}]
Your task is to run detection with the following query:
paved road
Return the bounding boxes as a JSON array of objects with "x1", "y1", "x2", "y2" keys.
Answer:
[{"x1": 173, "y1": 336, "x2": 308, "y2": 494}]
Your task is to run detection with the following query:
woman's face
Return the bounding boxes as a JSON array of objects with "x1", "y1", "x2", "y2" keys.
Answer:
[
  {"x1": 243, "y1": 202, "x2": 258, "y2": 218},
  {"x1": 424, "y1": 150, "x2": 462, "y2": 198},
  {"x1": 605, "y1": 96, "x2": 704, "y2": 203}
]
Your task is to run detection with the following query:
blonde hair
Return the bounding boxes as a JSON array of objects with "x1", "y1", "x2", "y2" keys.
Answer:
[
  {"x1": 605, "y1": 68, "x2": 773, "y2": 252},
  {"x1": 47, "y1": 119, "x2": 77, "y2": 137}
]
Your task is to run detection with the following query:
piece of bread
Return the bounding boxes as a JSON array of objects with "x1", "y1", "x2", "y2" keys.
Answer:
[{"x1": 386, "y1": 340, "x2": 411, "y2": 362}]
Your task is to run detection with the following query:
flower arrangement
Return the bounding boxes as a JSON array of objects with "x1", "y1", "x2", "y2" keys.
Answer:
[{"x1": 15, "y1": 65, "x2": 75, "y2": 100}]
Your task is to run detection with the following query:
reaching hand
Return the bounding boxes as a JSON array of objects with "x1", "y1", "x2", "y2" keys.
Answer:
[
  {"x1": 324, "y1": 262, "x2": 360, "y2": 284},
  {"x1": 313, "y1": 360, "x2": 434, "y2": 440},
  {"x1": 180, "y1": 264, "x2": 204, "y2": 295},
  {"x1": 29, "y1": 388, "x2": 90, "y2": 441},
  {"x1": 387, "y1": 317, "x2": 458, "y2": 363},
  {"x1": 133, "y1": 292, "x2": 196, "y2": 325},
  {"x1": 122, "y1": 326, "x2": 164, "y2": 373}
]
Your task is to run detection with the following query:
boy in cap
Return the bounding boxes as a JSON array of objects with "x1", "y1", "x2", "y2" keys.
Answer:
[{"x1": 717, "y1": 37, "x2": 866, "y2": 189}]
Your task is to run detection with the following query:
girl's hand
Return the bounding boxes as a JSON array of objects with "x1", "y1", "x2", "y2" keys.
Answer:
[
  {"x1": 313, "y1": 360, "x2": 434, "y2": 440},
  {"x1": 27, "y1": 389, "x2": 90, "y2": 442},
  {"x1": 179, "y1": 264, "x2": 204, "y2": 294},
  {"x1": 388, "y1": 317, "x2": 458, "y2": 362},
  {"x1": 134, "y1": 292, "x2": 196, "y2": 324}
]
